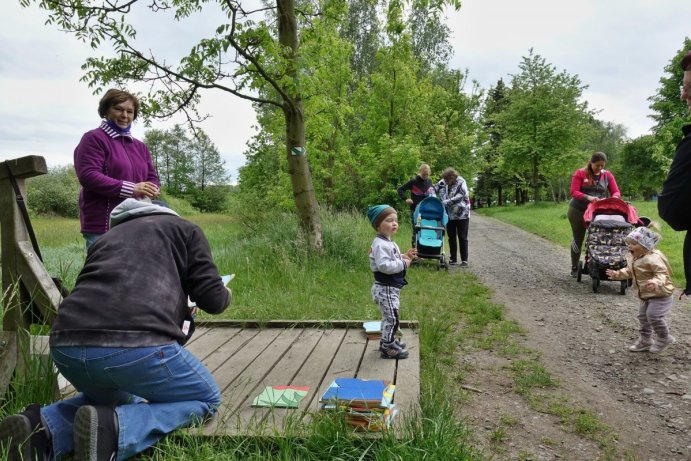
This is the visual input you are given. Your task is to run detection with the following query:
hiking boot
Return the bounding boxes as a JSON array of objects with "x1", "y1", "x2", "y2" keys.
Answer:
[
  {"x1": 74, "y1": 406, "x2": 118, "y2": 461},
  {"x1": 0, "y1": 404, "x2": 48, "y2": 461},
  {"x1": 628, "y1": 337, "x2": 654, "y2": 352},
  {"x1": 649, "y1": 335, "x2": 676, "y2": 353},
  {"x1": 381, "y1": 344, "x2": 409, "y2": 359}
]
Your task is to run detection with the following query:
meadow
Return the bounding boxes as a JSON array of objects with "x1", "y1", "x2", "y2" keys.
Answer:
[{"x1": 2, "y1": 198, "x2": 673, "y2": 459}]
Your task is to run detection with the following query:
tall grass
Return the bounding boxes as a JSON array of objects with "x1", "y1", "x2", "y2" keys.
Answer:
[
  {"x1": 2, "y1": 208, "x2": 483, "y2": 460},
  {"x1": 478, "y1": 201, "x2": 687, "y2": 288}
]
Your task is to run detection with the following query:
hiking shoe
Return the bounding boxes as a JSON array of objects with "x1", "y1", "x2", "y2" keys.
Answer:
[
  {"x1": 628, "y1": 338, "x2": 654, "y2": 352},
  {"x1": 649, "y1": 335, "x2": 676, "y2": 353},
  {"x1": 460, "y1": 261, "x2": 469, "y2": 267},
  {"x1": 0, "y1": 404, "x2": 48, "y2": 461},
  {"x1": 74, "y1": 406, "x2": 118, "y2": 461}
]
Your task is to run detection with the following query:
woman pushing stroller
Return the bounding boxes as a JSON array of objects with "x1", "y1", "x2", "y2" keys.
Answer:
[{"x1": 568, "y1": 152, "x2": 621, "y2": 277}]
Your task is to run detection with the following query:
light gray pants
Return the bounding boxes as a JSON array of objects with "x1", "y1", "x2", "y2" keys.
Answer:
[
  {"x1": 637, "y1": 296, "x2": 673, "y2": 339},
  {"x1": 371, "y1": 284, "x2": 401, "y2": 346}
]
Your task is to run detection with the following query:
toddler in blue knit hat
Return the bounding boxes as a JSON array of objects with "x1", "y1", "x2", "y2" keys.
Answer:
[{"x1": 367, "y1": 205, "x2": 417, "y2": 359}]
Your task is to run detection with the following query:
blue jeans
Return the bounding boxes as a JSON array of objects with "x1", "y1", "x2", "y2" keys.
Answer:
[
  {"x1": 42, "y1": 343, "x2": 221, "y2": 460},
  {"x1": 82, "y1": 233, "x2": 102, "y2": 251}
]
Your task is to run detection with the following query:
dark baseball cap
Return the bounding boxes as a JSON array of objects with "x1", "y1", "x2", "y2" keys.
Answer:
[{"x1": 682, "y1": 51, "x2": 691, "y2": 71}]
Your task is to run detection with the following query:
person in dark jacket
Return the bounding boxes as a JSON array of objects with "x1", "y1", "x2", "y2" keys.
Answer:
[
  {"x1": 397, "y1": 163, "x2": 435, "y2": 245},
  {"x1": 75, "y1": 88, "x2": 160, "y2": 250},
  {"x1": 658, "y1": 50, "x2": 691, "y2": 299},
  {"x1": 0, "y1": 199, "x2": 232, "y2": 461}
]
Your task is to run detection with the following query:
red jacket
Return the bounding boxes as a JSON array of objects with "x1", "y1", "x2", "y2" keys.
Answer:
[{"x1": 570, "y1": 169, "x2": 620, "y2": 202}]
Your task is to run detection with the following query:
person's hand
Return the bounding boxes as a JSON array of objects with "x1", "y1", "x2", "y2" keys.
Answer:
[
  {"x1": 134, "y1": 181, "x2": 159, "y2": 198},
  {"x1": 405, "y1": 198, "x2": 413, "y2": 205},
  {"x1": 588, "y1": 195, "x2": 599, "y2": 203},
  {"x1": 643, "y1": 280, "x2": 658, "y2": 291},
  {"x1": 405, "y1": 248, "x2": 417, "y2": 259},
  {"x1": 401, "y1": 255, "x2": 411, "y2": 267},
  {"x1": 605, "y1": 269, "x2": 614, "y2": 279},
  {"x1": 189, "y1": 306, "x2": 199, "y2": 317}
]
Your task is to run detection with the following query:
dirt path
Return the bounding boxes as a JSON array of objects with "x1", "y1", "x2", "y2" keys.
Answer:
[{"x1": 457, "y1": 214, "x2": 690, "y2": 461}]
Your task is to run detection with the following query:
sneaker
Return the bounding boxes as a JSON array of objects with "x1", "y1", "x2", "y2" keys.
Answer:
[
  {"x1": 0, "y1": 404, "x2": 48, "y2": 461},
  {"x1": 570, "y1": 267, "x2": 578, "y2": 278},
  {"x1": 649, "y1": 335, "x2": 676, "y2": 353},
  {"x1": 628, "y1": 338, "x2": 654, "y2": 352},
  {"x1": 460, "y1": 261, "x2": 469, "y2": 267},
  {"x1": 380, "y1": 344, "x2": 409, "y2": 359},
  {"x1": 449, "y1": 260, "x2": 457, "y2": 266},
  {"x1": 74, "y1": 406, "x2": 118, "y2": 461},
  {"x1": 380, "y1": 340, "x2": 406, "y2": 351}
]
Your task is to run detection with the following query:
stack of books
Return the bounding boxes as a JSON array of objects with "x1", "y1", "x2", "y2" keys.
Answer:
[{"x1": 319, "y1": 378, "x2": 396, "y2": 431}]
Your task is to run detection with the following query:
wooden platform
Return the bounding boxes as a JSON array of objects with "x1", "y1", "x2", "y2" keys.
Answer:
[{"x1": 184, "y1": 320, "x2": 420, "y2": 436}]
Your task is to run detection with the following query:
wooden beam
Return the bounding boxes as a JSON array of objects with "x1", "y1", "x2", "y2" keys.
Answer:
[
  {"x1": 0, "y1": 331, "x2": 18, "y2": 399},
  {"x1": 0, "y1": 155, "x2": 47, "y2": 180}
]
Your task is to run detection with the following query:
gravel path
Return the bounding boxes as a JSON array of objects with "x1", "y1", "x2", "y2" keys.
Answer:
[{"x1": 458, "y1": 214, "x2": 690, "y2": 461}]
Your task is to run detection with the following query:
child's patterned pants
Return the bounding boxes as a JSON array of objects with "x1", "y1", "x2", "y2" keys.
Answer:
[{"x1": 371, "y1": 284, "x2": 401, "y2": 346}]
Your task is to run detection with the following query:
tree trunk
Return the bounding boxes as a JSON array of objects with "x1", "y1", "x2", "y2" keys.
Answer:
[{"x1": 277, "y1": 0, "x2": 323, "y2": 252}]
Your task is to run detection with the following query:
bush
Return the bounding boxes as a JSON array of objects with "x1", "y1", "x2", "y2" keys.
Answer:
[
  {"x1": 189, "y1": 186, "x2": 231, "y2": 213},
  {"x1": 26, "y1": 166, "x2": 80, "y2": 218}
]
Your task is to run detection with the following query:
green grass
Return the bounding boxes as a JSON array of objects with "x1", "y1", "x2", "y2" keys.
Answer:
[
  {"x1": 478, "y1": 201, "x2": 687, "y2": 288},
  {"x1": 1, "y1": 204, "x2": 643, "y2": 460}
]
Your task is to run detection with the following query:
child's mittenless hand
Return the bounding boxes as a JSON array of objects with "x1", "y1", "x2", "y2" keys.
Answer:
[
  {"x1": 605, "y1": 269, "x2": 614, "y2": 279},
  {"x1": 643, "y1": 280, "x2": 659, "y2": 291},
  {"x1": 405, "y1": 248, "x2": 417, "y2": 259}
]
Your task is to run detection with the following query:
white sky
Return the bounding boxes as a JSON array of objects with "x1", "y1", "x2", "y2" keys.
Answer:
[{"x1": 1, "y1": 0, "x2": 689, "y2": 180}]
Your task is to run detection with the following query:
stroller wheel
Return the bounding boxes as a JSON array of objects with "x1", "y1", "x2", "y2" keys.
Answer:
[
  {"x1": 576, "y1": 261, "x2": 583, "y2": 283},
  {"x1": 592, "y1": 277, "x2": 600, "y2": 293},
  {"x1": 620, "y1": 280, "x2": 627, "y2": 295}
]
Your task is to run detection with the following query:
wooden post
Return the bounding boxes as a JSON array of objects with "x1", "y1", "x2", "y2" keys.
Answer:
[{"x1": 0, "y1": 155, "x2": 62, "y2": 396}]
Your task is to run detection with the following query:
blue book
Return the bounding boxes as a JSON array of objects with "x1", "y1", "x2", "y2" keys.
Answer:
[{"x1": 320, "y1": 378, "x2": 393, "y2": 407}]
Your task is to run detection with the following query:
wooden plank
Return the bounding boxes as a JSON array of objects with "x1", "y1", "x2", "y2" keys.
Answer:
[
  {"x1": 390, "y1": 328, "x2": 420, "y2": 428},
  {"x1": 307, "y1": 328, "x2": 365, "y2": 414},
  {"x1": 201, "y1": 328, "x2": 259, "y2": 373},
  {"x1": 236, "y1": 328, "x2": 325, "y2": 434},
  {"x1": 355, "y1": 336, "x2": 396, "y2": 382},
  {"x1": 197, "y1": 319, "x2": 419, "y2": 329},
  {"x1": 185, "y1": 326, "x2": 242, "y2": 365},
  {"x1": 203, "y1": 328, "x2": 285, "y2": 434}
]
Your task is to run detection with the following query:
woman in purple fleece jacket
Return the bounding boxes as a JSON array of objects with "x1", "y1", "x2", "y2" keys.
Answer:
[{"x1": 74, "y1": 89, "x2": 160, "y2": 249}]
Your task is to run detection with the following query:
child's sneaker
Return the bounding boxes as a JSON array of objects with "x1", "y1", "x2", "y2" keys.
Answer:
[
  {"x1": 381, "y1": 344, "x2": 409, "y2": 360},
  {"x1": 380, "y1": 340, "x2": 406, "y2": 351},
  {"x1": 628, "y1": 337, "x2": 654, "y2": 352},
  {"x1": 649, "y1": 335, "x2": 675, "y2": 353}
]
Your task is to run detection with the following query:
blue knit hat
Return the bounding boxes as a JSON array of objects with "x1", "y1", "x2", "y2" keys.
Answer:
[{"x1": 367, "y1": 204, "x2": 396, "y2": 229}]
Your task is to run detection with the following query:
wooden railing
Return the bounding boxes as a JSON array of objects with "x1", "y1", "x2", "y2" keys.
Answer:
[{"x1": 0, "y1": 155, "x2": 63, "y2": 396}]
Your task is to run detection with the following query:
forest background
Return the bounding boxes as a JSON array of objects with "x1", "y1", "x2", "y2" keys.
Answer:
[{"x1": 14, "y1": 0, "x2": 691, "y2": 223}]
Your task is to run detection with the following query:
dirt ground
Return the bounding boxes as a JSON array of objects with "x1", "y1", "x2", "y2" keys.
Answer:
[{"x1": 455, "y1": 214, "x2": 690, "y2": 461}]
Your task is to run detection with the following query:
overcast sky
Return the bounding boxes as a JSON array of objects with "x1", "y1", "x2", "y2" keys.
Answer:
[{"x1": 1, "y1": 0, "x2": 689, "y2": 180}]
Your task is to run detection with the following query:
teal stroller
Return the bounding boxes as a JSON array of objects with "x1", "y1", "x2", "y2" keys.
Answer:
[{"x1": 412, "y1": 196, "x2": 449, "y2": 270}]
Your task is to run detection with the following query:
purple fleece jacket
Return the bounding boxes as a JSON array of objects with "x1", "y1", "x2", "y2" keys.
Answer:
[{"x1": 74, "y1": 122, "x2": 160, "y2": 234}]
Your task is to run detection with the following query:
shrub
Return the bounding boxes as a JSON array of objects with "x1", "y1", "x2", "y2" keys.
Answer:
[{"x1": 26, "y1": 166, "x2": 80, "y2": 218}]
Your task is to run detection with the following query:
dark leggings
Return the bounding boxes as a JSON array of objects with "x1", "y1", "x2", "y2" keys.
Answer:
[
  {"x1": 567, "y1": 205, "x2": 586, "y2": 269},
  {"x1": 447, "y1": 219, "x2": 469, "y2": 263},
  {"x1": 685, "y1": 232, "x2": 691, "y2": 295}
]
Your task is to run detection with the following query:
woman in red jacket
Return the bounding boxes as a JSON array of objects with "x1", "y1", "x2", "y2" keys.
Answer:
[{"x1": 568, "y1": 152, "x2": 621, "y2": 277}]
